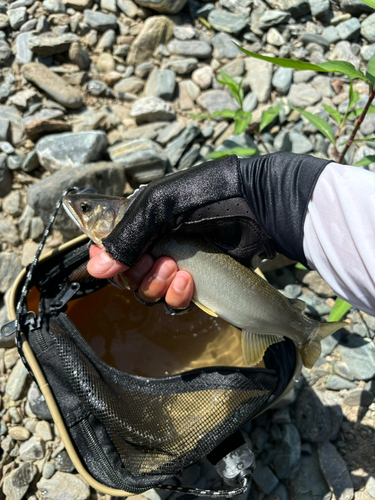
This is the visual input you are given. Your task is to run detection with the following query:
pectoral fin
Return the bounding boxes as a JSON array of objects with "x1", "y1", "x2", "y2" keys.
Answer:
[
  {"x1": 241, "y1": 331, "x2": 284, "y2": 366},
  {"x1": 192, "y1": 299, "x2": 218, "y2": 317}
]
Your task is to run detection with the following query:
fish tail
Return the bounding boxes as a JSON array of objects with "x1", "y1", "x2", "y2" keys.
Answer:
[{"x1": 300, "y1": 321, "x2": 347, "y2": 368}]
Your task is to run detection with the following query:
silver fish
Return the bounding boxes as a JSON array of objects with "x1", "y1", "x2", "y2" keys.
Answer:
[{"x1": 63, "y1": 192, "x2": 346, "y2": 368}]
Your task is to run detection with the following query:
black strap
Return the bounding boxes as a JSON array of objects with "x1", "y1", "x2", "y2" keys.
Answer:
[{"x1": 157, "y1": 476, "x2": 249, "y2": 498}]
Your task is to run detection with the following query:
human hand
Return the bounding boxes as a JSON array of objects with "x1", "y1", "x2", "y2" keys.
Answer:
[{"x1": 87, "y1": 244, "x2": 194, "y2": 309}]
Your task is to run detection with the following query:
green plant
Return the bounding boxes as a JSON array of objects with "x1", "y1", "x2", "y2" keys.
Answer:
[{"x1": 192, "y1": 70, "x2": 282, "y2": 159}]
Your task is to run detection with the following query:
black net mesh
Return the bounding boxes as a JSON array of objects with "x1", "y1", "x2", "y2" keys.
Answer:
[{"x1": 50, "y1": 315, "x2": 278, "y2": 477}]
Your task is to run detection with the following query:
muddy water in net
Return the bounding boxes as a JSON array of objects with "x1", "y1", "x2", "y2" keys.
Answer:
[{"x1": 61, "y1": 285, "x2": 259, "y2": 377}]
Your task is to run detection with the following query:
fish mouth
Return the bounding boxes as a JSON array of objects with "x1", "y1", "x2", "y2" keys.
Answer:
[{"x1": 62, "y1": 197, "x2": 83, "y2": 227}]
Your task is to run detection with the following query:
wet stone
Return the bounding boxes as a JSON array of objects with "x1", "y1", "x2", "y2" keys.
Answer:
[
  {"x1": 36, "y1": 130, "x2": 108, "y2": 172},
  {"x1": 208, "y1": 8, "x2": 249, "y2": 34},
  {"x1": 318, "y1": 441, "x2": 354, "y2": 500},
  {"x1": 273, "y1": 424, "x2": 301, "y2": 480},
  {"x1": 252, "y1": 462, "x2": 279, "y2": 495},
  {"x1": 343, "y1": 388, "x2": 374, "y2": 407},
  {"x1": 55, "y1": 450, "x2": 75, "y2": 472},
  {"x1": 27, "y1": 382, "x2": 53, "y2": 421},
  {"x1": 37, "y1": 471, "x2": 90, "y2": 500},
  {"x1": 294, "y1": 386, "x2": 343, "y2": 442},
  {"x1": 291, "y1": 449, "x2": 331, "y2": 500},
  {"x1": 3, "y1": 462, "x2": 37, "y2": 500}
]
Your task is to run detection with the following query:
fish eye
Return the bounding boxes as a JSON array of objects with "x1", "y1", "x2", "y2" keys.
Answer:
[{"x1": 80, "y1": 201, "x2": 91, "y2": 213}]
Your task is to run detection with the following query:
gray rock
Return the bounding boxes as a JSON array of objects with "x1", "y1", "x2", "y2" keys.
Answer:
[
  {"x1": 163, "y1": 58, "x2": 198, "y2": 75},
  {"x1": 0, "y1": 217, "x2": 20, "y2": 245},
  {"x1": 16, "y1": 32, "x2": 33, "y2": 65},
  {"x1": 332, "y1": 41, "x2": 360, "y2": 69},
  {"x1": 293, "y1": 69, "x2": 316, "y2": 83},
  {"x1": 222, "y1": 59, "x2": 244, "y2": 78},
  {"x1": 27, "y1": 162, "x2": 126, "y2": 237},
  {"x1": 36, "y1": 131, "x2": 107, "y2": 172},
  {"x1": 174, "y1": 25, "x2": 196, "y2": 41},
  {"x1": 360, "y1": 44, "x2": 375, "y2": 61},
  {"x1": 197, "y1": 89, "x2": 240, "y2": 114},
  {"x1": 361, "y1": 13, "x2": 375, "y2": 43},
  {"x1": 22, "y1": 150, "x2": 40, "y2": 172},
  {"x1": 273, "y1": 423, "x2": 301, "y2": 480},
  {"x1": 0, "y1": 252, "x2": 22, "y2": 296},
  {"x1": 168, "y1": 39, "x2": 212, "y2": 59},
  {"x1": 3, "y1": 462, "x2": 37, "y2": 500},
  {"x1": 273, "y1": 0, "x2": 310, "y2": 17},
  {"x1": 326, "y1": 374, "x2": 356, "y2": 390},
  {"x1": 208, "y1": 8, "x2": 249, "y2": 34},
  {"x1": 121, "y1": 122, "x2": 168, "y2": 142},
  {"x1": 0, "y1": 83, "x2": 12, "y2": 103},
  {"x1": 294, "y1": 386, "x2": 343, "y2": 442},
  {"x1": 322, "y1": 26, "x2": 340, "y2": 44},
  {"x1": 283, "y1": 284, "x2": 302, "y2": 299},
  {"x1": 0, "y1": 117, "x2": 9, "y2": 139},
  {"x1": 300, "y1": 33, "x2": 330, "y2": 50},
  {"x1": 131, "y1": 0, "x2": 187, "y2": 13},
  {"x1": 27, "y1": 382, "x2": 53, "y2": 420},
  {"x1": 212, "y1": 32, "x2": 242, "y2": 59},
  {"x1": 43, "y1": 462, "x2": 56, "y2": 480},
  {"x1": 114, "y1": 76, "x2": 144, "y2": 95},
  {"x1": 117, "y1": 0, "x2": 138, "y2": 16},
  {"x1": 0, "y1": 13, "x2": 8, "y2": 29},
  {"x1": 6, "y1": 358, "x2": 29, "y2": 400},
  {"x1": 19, "y1": 436, "x2": 45, "y2": 461},
  {"x1": 37, "y1": 472, "x2": 90, "y2": 500},
  {"x1": 135, "y1": 62, "x2": 154, "y2": 78},
  {"x1": 83, "y1": 9, "x2": 116, "y2": 30},
  {"x1": 343, "y1": 388, "x2": 374, "y2": 407},
  {"x1": 0, "y1": 152, "x2": 12, "y2": 197},
  {"x1": 156, "y1": 120, "x2": 185, "y2": 145},
  {"x1": 242, "y1": 92, "x2": 258, "y2": 113},
  {"x1": 366, "y1": 476, "x2": 375, "y2": 498},
  {"x1": 341, "y1": 0, "x2": 373, "y2": 13},
  {"x1": 3, "y1": 190, "x2": 22, "y2": 216},
  {"x1": 8, "y1": 425, "x2": 31, "y2": 440},
  {"x1": 258, "y1": 10, "x2": 290, "y2": 30},
  {"x1": 178, "y1": 143, "x2": 201, "y2": 170},
  {"x1": 29, "y1": 33, "x2": 79, "y2": 57},
  {"x1": 165, "y1": 123, "x2": 201, "y2": 167},
  {"x1": 23, "y1": 63, "x2": 82, "y2": 109},
  {"x1": 192, "y1": 66, "x2": 213, "y2": 90},
  {"x1": 337, "y1": 18, "x2": 361, "y2": 40},
  {"x1": 245, "y1": 57, "x2": 273, "y2": 103},
  {"x1": 30, "y1": 216, "x2": 44, "y2": 240},
  {"x1": 35, "y1": 420, "x2": 53, "y2": 441},
  {"x1": 252, "y1": 462, "x2": 279, "y2": 495},
  {"x1": 309, "y1": 0, "x2": 329, "y2": 18},
  {"x1": 100, "y1": 0, "x2": 116, "y2": 11},
  {"x1": 289, "y1": 131, "x2": 314, "y2": 154},
  {"x1": 267, "y1": 27, "x2": 285, "y2": 46},
  {"x1": 108, "y1": 139, "x2": 167, "y2": 183},
  {"x1": 131, "y1": 96, "x2": 175, "y2": 124},
  {"x1": 335, "y1": 336, "x2": 375, "y2": 381},
  {"x1": 127, "y1": 16, "x2": 174, "y2": 66},
  {"x1": 179, "y1": 79, "x2": 200, "y2": 110},
  {"x1": 55, "y1": 450, "x2": 75, "y2": 473},
  {"x1": 321, "y1": 331, "x2": 340, "y2": 356},
  {"x1": 8, "y1": 6, "x2": 27, "y2": 29},
  {"x1": 360, "y1": 113, "x2": 375, "y2": 136},
  {"x1": 288, "y1": 83, "x2": 322, "y2": 107},
  {"x1": 311, "y1": 75, "x2": 333, "y2": 97},
  {"x1": 0, "y1": 40, "x2": 11, "y2": 64},
  {"x1": 87, "y1": 80, "x2": 108, "y2": 97},
  {"x1": 272, "y1": 67, "x2": 293, "y2": 95},
  {"x1": 290, "y1": 449, "x2": 330, "y2": 500},
  {"x1": 318, "y1": 441, "x2": 353, "y2": 500},
  {"x1": 145, "y1": 68, "x2": 176, "y2": 100},
  {"x1": 43, "y1": 0, "x2": 66, "y2": 11},
  {"x1": 69, "y1": 42, "x2": 90, "y2": 69},
  {"x1": 251, "y1": 427, "x2": 269, "y2": 453}
]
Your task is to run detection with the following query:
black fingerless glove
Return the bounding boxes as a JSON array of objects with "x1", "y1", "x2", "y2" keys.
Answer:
[{"x1": 103, "y1": 152, "x2": 330, "y2": 269}]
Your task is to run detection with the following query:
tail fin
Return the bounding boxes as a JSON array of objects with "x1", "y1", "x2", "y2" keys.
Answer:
[{"x1": 300, "y1": 321, "x2": 347, "y2": 368}]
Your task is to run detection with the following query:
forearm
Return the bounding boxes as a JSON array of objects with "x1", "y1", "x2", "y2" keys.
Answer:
[{"x1": 303, "y1": 162, "x2": 375, "y2": 316}]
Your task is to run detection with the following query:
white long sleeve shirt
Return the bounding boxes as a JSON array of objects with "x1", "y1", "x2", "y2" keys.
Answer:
[{"x1": 303, "y1": 162, "x2": 375, "y2": 316}]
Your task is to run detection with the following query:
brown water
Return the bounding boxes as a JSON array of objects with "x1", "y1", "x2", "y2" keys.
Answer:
[{"x1": 28, "y1": 285, "x2": 263, "y2": 378}]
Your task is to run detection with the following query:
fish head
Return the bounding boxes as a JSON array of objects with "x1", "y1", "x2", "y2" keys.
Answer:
[{"x1": 63, "y1": 193, "x2": 129, "y2": 246}]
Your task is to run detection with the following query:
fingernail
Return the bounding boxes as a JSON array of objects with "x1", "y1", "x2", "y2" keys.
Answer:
[
  {"x1": 94, "y1": 252, "x2": 114, "y2": 273},
  {"x1": 155, "y1": 261, "x2": 175, "y2": 282},
  {"x1": 173, "y1": 273, "x2": 189, "y2": 293},
  {"x1": 131, "y1": 255, "x2": 153, "y2": 278}
]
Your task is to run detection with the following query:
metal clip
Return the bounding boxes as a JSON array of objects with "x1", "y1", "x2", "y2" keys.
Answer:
[{"x1": 50, "y1": 282, "x2": 80, "y2": 310}]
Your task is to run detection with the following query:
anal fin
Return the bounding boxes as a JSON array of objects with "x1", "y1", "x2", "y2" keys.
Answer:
[
  {"x1": 241, "y1": 331, "x2": 284, "y2": 367},
  {"x1": 192, "y1": 299, "x2": 218, "y2": 317}
]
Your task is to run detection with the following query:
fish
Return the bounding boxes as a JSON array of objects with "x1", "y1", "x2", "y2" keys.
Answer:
[{"x1": 63, "y1": 192, "x2": 346, "y2": 369}]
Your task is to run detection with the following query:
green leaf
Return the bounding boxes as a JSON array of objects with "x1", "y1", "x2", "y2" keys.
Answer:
[
  {"x1": 355, "y1": 155, "x2": 375, "y2": 166},
  {"x1": 236, "y1": 46, "x2": 371, "y2": 83},
  {"x1": 294, "y1": 107, "x2": 335, "y2": 144},
  {"x1": 328, "y1": 297, "x2": 351, "y2": 322},
  {"x1": 217, "y1": 70, "x2": 243, "y2": 105},
  {"x1": 207, "y1": 147, "x2": 258, "y2": 159},
  {"x1": 233, "y1": 110, "x2": 253, "y2": 135},
  {"x1": 345, "y1": 136, "x2": 375, "y2": 143},
  {"x1": 349, "y1": 82, "x2": 360, "y2": 110},
  {"x1": 260, "y1": 103, "x2": 281, "y2": 132},
  {"x1": 359, "y1": 0, "x2": 375, "y2": 9},
  {"x1": 322, "y1": 103, "x2": 342, "y2": 124},
  {"x1": 211, "y1": 109, "x2": 237, "y2": 119},
  {"x1": 366, "y1": 52, "x2": 375, "y2": 88},
  {"x1": 295, "y1": 262, "x2": 307, "y2": 270},
  {"x1": 348, "y1": 105, "x2": 375, "y2": 118}
]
